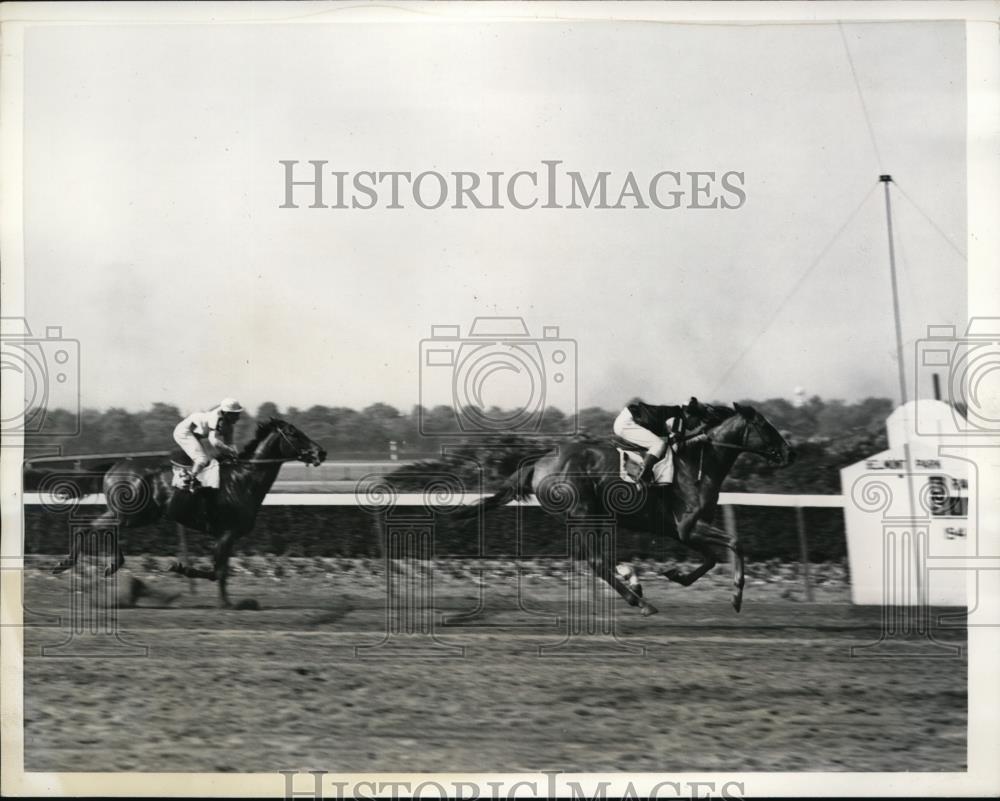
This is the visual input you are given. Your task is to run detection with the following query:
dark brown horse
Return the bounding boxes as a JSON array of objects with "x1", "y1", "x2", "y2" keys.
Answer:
[
  {"x1": 52, "y1": 419, "x2": 326, "y2": 608},
  {"x1": 458, "y1": 401, "x2": 794, "y2": 615}
]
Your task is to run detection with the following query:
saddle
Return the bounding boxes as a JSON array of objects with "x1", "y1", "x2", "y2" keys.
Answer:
[
  {"x1": 169, "y1": 448, "x2": 194, "y2": 467},
  {"x1": 612, "y1": 436, "x2": 674, "y2": 485},
  {"x1": 170, "y1": 449, "x2": 221, "y2": 491},
  {"x1": 611, "y1": 435, "x2": 645, "y2": 454}
]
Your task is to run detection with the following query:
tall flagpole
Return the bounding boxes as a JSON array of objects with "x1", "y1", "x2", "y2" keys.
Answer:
[
  {"x1": 880, "y1": 175, "x2": 909, "y2": 407},
  {"x1": 879, "y1": 174, "x2": 924, "y2": 609}
]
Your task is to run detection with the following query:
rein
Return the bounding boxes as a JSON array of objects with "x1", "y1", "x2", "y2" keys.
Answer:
[
  {"x1": 682, "y1": 418, "x2": 776, "y2": 462},
  {"x1": 231, "y1": 426, "x2": 308, "y2": 465}
]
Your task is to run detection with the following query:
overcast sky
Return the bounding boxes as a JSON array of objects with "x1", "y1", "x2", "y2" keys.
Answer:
[{"x1": 23, "y1": 19, "x2": 967, "y2": 416}]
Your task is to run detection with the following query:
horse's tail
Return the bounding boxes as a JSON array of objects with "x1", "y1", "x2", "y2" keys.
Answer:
[{"x1": 452, "y1": 457, "x2": 542, "y2": 522}]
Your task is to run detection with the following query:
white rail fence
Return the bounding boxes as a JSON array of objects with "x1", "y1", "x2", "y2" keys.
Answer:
[
  {"x1": 23, "y1": 491, "x2": 844, "y2": 508},
  {"x1": 24, "y1": 491, "x2": 844, "y2": 601}
]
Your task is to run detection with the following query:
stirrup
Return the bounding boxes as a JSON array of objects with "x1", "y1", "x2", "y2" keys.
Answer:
[{"x1": 636, "y1": 453, "x2": 658, "y2": 485}]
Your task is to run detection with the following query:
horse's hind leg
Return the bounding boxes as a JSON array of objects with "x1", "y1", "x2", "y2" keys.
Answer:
[
  {"x1": 52, "y1": 511, "x2": 122, "y2": 575},
  {"x1": 615, "y1": 563, "x2": 644, "y2": 598},
  {"x1": 170, "y1": 530, "x2": 242, "y2": 609},
  {"x1": 51, "y1": 539, "x2": 81, "y2": 574},
  {"x1": 104, "y1": 545, "x2": 126, "y2": 577},
  {"x1": 590, "y1": 558, "x2": 658, "y2": 617}
]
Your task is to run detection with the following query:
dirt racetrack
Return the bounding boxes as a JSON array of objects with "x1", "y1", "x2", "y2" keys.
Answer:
[{"x1": 21, "y1": 556, "x2": 966, "y2": 773}]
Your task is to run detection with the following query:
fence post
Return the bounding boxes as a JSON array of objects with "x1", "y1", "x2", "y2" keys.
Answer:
[{"x1": 795, "y1": 505, "x2": 814, "y2": 602}]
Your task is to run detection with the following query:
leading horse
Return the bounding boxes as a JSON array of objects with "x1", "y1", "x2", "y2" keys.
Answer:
[
  {"x1": 457, "y1": 401, "x2": 794, "y2": 615},
  {"x1": 51, "y1": 418, "x2": 326, "y2": 608}
]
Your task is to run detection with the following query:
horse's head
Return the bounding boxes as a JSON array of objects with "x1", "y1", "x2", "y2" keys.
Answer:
[
  {"x1": 729, "y1": 402, "x2": 795, "y2": 467},
  {"x1": 251, "y1": 419, "x2": 327, "y2": 466}
]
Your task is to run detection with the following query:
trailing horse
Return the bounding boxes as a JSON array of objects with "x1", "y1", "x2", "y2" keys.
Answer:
[
  {"x1": 456, "y1": 401, "x2": 794, "y2": 615},
  {"x1": 51, "y1": 419, "x2": 326, "y2": 608}
]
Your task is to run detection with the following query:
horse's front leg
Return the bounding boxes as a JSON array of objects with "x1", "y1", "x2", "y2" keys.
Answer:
[
  {"x1": 168, "y1": 561, "x2": 217, "y2": 580},
  {"x1": 662, "y1": 549, "x2": 716, "y2": 587},
  {"x1": 662, "y1": 512, "x2": 717, "y2": 587},
  {"x1": 168, "y1": 530, "x2": 239, "y2": 608},
  {"x1": 686, "y1": 521, "x2": 745, "y2": 611},
  {"x1": 730, "y1": 535, "x2": 745, "y2": 613},
  {"x1": 663, "y1": 515, "x2": 745, "y2": 611},
  {"x1": 168, "y1": 527, "x2": 223, "y2": 584},
  {"x1": 212, "y1": 530, "x2": 238, "y2": 609}
]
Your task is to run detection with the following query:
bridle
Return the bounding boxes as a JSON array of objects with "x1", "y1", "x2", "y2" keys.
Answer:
[
  {"x1": 683, "y1": 414, "x2": 785, "y2": 464},
  {"x1": 236, "y1": 424, "x2": 316, "y2": 465}
]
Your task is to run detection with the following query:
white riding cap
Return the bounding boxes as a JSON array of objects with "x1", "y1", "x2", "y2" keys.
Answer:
[{"x1": 219, "y1": 398, "x2": 245, "y2": 413}]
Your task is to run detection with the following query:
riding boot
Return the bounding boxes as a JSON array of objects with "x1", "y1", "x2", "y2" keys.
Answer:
[
  {"x1": 185, "y1": 469, "x2": 202, "y2": 492},
  {"x1": 636, "y1": 452, "x2": 659, "y2": 485}
]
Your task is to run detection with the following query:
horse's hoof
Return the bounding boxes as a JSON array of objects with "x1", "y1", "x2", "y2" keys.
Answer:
[
  {"x1": 51, "y1": 563, "x2": 69, "y2": 575},
  {"x1": 234, "y1": 598, "x2": 260, "y2": 611},
  {"x1": 731, "y1": 595, "x2": 743, "y2": 613},
  {"x1": 168, "y1": 561, "x2": 184, "y2": 574},
  {"x1": 640, "y1": 603, "x2": 659, "y2": 617}
]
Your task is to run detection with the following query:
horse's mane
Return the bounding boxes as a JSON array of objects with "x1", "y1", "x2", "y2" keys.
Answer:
[
  {"x1": 698, "y1": 404, "x2": 736, "y2": 425},
  {"x1": 237, "y1": 418, "x2": 285, "y2": 459}
]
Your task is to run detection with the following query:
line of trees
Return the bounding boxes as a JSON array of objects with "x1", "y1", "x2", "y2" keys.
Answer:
[{"x1": 26, "y1": 395, "x2": 899, "y2": 493}]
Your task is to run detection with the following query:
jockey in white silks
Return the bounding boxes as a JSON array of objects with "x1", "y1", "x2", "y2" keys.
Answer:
[
  {"x1": 612, "y1": 399, "x2": 686, "y2": 485},
  {"x1": 172, "y1": 398, "x2": 244, "y2": 487}
]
